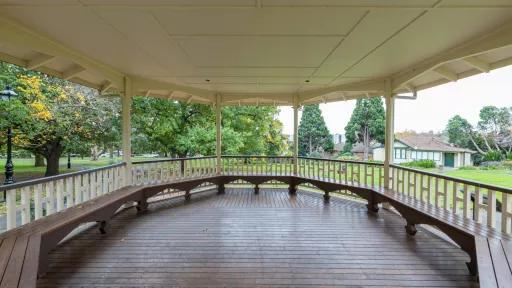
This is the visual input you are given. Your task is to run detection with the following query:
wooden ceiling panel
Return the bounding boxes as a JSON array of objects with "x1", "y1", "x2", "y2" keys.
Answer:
[
  {"x1": 152, "y1": 7, "x2": 367, "y2": 36},
  {"x1": 176, "y1": 36, "x2": 341, "y2": 67},
  {"x1": 343, "y1": 8, "x2": 512, "y2": 78}
]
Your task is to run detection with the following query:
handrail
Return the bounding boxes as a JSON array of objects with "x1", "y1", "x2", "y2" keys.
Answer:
[
  {"x1": 299, "y1": 156, "x2": 384, "y2": 165},
  {"x1": 0, "y1": 162, "x2": 126, "y2": 191},
  {"x1": 391, "y1": 164, "x2": 512, "y2": 195},
  {"x1": 132, "y1": 156, "x2": 215, "y2": 164}
]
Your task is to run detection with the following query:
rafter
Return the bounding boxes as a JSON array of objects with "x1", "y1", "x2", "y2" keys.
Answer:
[
  {"x1": 99, "y1": 80, "x2": 113, "y2": 94},
  {"x1": 62, "y1": 65, "x2": 86, "y2": 80},
  {"x1": 433, "y1": 67, "x2": 458, "y2": 82},
  {"x1": 463, "y1": 56, "x2": 490, "y2": 73},
  {"x1": 26, "y1": 54, "x2": 55, "y2": 70}
]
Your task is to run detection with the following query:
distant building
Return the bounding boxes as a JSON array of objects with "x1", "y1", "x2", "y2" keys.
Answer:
[
  {"x1": 332, "y1": 133, "x2": 345, "y2": 145},
  {"x1": 373, "y1": 134, "x2": 475, "y2": 168},
  {"x1": 350, "y1": 142, "x2": 381, "y2": 160}
]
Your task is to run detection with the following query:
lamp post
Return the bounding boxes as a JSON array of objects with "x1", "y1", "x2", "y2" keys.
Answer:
[{"x1": 1, "y1": 86, "x2": 17, "y2": 185}]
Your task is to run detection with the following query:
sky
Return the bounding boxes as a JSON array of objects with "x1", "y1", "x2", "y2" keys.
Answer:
[{"x1": 278, "y1": 65, "x2": 512, "y2": 136}]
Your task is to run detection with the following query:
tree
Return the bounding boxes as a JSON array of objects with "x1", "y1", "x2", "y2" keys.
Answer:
[
  {"x1": 298, "y1": 104, "x2": 333, "y2": 156},
  {"x1": 445, "y1": 107, "x2": 512, "y2": 158},
  {"x1": 0, "y1": 62, "x2": 121, "y2": 176},
  {"x1": 343, "y1": 98, "x2": 385, "y2": 160}
]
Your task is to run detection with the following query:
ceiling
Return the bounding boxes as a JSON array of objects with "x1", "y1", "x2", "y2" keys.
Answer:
[{"x1": 0, "y1": 0, "x2": 511, "y2": 106}]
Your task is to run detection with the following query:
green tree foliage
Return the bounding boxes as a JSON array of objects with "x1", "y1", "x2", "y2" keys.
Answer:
[
  {"x1": 0, "y1": 63, "x2": 120, "y2": 176},
  {"x1": 298, "y1": 104, "x2": 333, "y2": 156},
  {"x1": 343, "y1": 98, "x2": 385, "y2": 160},
  {"x1": 131, "y1": 99, "x2": 287, "y2": 157},
  {"x1": 445, "y1": 106, "x2": 512, "y2": 159}
]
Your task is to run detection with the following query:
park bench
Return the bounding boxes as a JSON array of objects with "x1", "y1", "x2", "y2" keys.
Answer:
[
  {"x1": 1, "y1": 173, "x2": 510, "y2": 287},
  {"x1": 369, "y1": 186, "x2": 512, "y2": 287},
  {"x1": 0, "y1": 175, "x2": 224, "y2": 288},
  {"x1": 0, "y1": 185, "x2": 146, "y2": 287}
]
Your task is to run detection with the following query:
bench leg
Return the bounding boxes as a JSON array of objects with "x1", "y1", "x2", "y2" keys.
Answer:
[
  {"x1": 254, "y1": 184, "x2": 260, "y2": 195},
  {"x1": 217, "y1": 183, "x2": 225, "y2": 195},
  {"x1": 466, "y1": 252, "x2": 477, "y2": 276},
  {"x1": 323, "y1": 192, "x2": 330, "y2": 203},
  {"x1": 405, "y1": 222, "x2": 417, "y2": 236},
  {"x1": 366, "y1": 202, "x2": 379, "y2": 213},
  {"x1": 184, "y1": 191, "x2": 191, "y2": 201},
  {"x1": 288, "y1": 184, "x2": 296, "y2": 195},
  {"x1": 136, "y1": 199, "x2": 149, "y2": 213},
  {"x1": 99, "y1": 220, "x2": 110, "y2": 234}
]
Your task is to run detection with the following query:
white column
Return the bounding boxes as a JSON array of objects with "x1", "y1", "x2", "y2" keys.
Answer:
[
  {"x1": 384, "y1": 79, "x2": 395, "y2": 189},
  {"x1": 293, "y1": 95, "x2": 299, "y2": 175},
  {"x1": 215, "y1": 94, "x2": 222, "y2": 174},
  {"x1": 122, "y1": 76, "x2": 133, "y2": 186}
]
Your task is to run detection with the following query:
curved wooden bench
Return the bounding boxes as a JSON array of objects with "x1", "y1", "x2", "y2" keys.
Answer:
[{"x1": 1, "y1": 174, "x2": 509, "y2": 287}]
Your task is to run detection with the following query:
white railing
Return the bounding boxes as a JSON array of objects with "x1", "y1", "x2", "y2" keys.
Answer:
[
  {"x1": 131, "y1": 157, "x2": 216, "y2": 185},
  {"x1": 390, "y1": 165, "x2": 512, "y2": 235},
  {"x1": 3, "y1": 156, "x2": 510, "y2": 237},
  {"x1": 1, "y1": 163, "x2": 125, "y2": 231}
]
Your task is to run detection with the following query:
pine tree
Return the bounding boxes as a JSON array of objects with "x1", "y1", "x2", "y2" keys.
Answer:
[
  {"x1": 298, "y1": 104, "x2": 333, "y2": 156},
  {"x1": 343, "y1": 98, "x2": 385, "y2": 160}
]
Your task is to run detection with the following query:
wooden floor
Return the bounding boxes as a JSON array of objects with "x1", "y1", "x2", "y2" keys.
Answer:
[{"x1": 38, "y1": 188, "x2": 478, "y2": 287}]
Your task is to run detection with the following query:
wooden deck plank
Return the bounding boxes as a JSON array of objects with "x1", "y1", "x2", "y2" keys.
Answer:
[
  {"x1": 38, "y1": 188, "x2": 478, "y2": 287},
  {"x1": 0, "y1": 235, "x2": 29, "y2": 288}
]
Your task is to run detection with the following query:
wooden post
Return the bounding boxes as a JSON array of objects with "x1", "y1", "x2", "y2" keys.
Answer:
[
  {"x1": 383, "y1": 79, "x2": 395, "y2": 209},
  {"x1": 384, "y1": 79, "x2": 395, "y2": 189},
  {"x1": 122, "y1": 76, "x2": 133, "y2": 186},
  {"x1": 293, "y1": 95, "x2": 299, "y2": 176},
  {"x1": 215, "y1": 94, "x2": 222, "y2": 175}
]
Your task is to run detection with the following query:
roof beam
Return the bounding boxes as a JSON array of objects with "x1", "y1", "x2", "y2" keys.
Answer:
[
  {"x1": 62, "y1": 65, "x2": 86, "y2": 80},
  {"x1": 298, "y1": 78, "x2": 385, "y2": 103},
  {"x1": 391, "y1": 18, "x2": 512, "y2": 90},
  {"x1": 132, "y1": 76, "x2": 215, "y2": 101},
  {"x1": 433, "y1": 67, "x2": 458, "y2": 82},
  {"x1": 26, "y1": 54, "x2": 55, "y2": 70},
  {"x1": 0, "y1": 17, "x2": 124, "y2": 89},
  {"x1": 99, "y1": 80, "x2": 113, "y2": 94},
  {"x1": 463, "y1": 56, "x2": 490, "y2": 73}
]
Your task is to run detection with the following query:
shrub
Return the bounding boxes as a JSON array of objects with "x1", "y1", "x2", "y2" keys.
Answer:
[
  {"x1": 401, "y1": 160, "x2": 436, "y2": 169},
  {"x1": 484, "y1": 150, "x2": 503, "y2": 161}
]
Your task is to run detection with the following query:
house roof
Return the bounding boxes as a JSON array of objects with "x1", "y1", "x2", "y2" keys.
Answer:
[
  {"x1": 0, "y1": 1, "x2": 511, "y2": 106},
  {"x1": 351, "y1": 142, "x2": 380, "y2": 153},
  {"x1": 396, "y1": 135, "x2": 475, "y2": 153}
]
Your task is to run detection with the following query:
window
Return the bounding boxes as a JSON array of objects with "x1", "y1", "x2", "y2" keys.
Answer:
[
  {"x1": 428, "y1": 152, "x2": 433, "y2": 160},
  {"x1": 434, "y1": 152, "x2": 440, "y2": 161},
  {"x1": 412, "y1": 151, "x2": 417, "y2": 159}
]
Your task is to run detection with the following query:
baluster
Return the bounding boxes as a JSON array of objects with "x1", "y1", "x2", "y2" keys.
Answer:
[
  {"x1": 419, "y1": 174, "x2": 424, "y2": 201},
  {"x1": 84, "y1": 173, "x2": 91, "y2": 200},
  {"x1": 487, "y1": 189, "x2": 496, "y2": 228},
  {"x1": 502, "y1": 193, "x2": 511, "y2": 234},
  {"x1": 34, "y1": 184, "x2": 43, "y2": 219},
  {"x1": 371, "y1": 165, "x2": 375, "y2": 187},
  {"x1": 463, "y1": 184, "x2": 470, "y2": 219},
  {"x1": 74, "y1": 175, "x2": 81, "y2": 203},
  {"x1": 21, "y1": 186, "x2": 31, "y2": 225},
  {"x1": 474, "y1": 187, "x2": 482, "y2": 222},
  {"x1": 434, "y1": 178, "x2": 440, "y2": 207},
  {"x1": 90, "y1": 172, "x2": 97, "y2": 200},
  {"x1": 401, "y1": 169, "x2": 405, "y2": 193},
  {"x1": 452, "y1": 182, "x2": 458, "y2": 214},
  {"x1": 6, "y1": 189, "x2": 16, "y2": 229},
  {"x1": 443, "y1": 179, "x2": 448, "y2": 210},
  {"x1": 46, "y1": 181, "x2": 55, "y2": 215},
  {"x1": 426, "y1": 175, "x2": 431, "y2": 205},
  {"x1": 56, "y1": 179, "x2": 64, "y2": 211}
]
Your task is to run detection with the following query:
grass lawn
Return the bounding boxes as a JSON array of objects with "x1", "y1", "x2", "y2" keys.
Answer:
[{"x1": 440, "y1": 168, "x2": 512, "y2": 188}]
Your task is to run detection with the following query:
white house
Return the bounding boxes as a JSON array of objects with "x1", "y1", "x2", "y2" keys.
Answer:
[{"x1": 373, "y1": 135, "x2": 475, "y2": 168}]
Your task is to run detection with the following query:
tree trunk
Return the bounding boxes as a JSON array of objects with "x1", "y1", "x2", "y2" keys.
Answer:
[
  {"x1": 363, "y1": 127, "x2": 369, "y2": 161},
  {"x1": 469, "y1": 134, "x2": 486, "y2": 154},
  {"x1": 34, "y1": 154, "x2": 45, "y2": 167},
  {"x1": 44, "y1": 141, "x2": 63, "y2": 177}
]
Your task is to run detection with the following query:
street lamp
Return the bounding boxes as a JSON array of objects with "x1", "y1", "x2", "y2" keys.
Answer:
[{"x1": 1, "y1": 86, "x2": 17, "y2": 185}]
